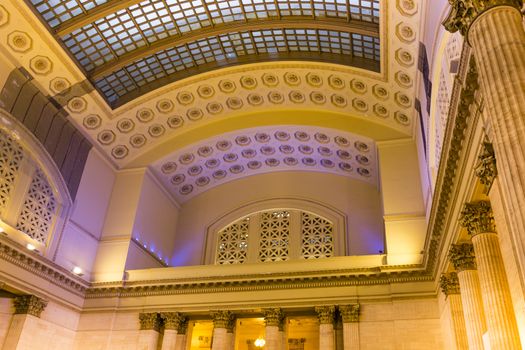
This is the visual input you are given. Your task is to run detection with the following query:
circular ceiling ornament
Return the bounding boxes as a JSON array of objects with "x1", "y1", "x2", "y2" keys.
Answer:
[
  {"x1": 117, "y1": 118, "x2": 135, "y2": 134},
  {"x1": 177, "y1": 91, "x2": 194, "y2": 105},
  {"x1": 262, "y1": 73, "x2": 279, "y2": 87},
  {"x1": 83, "y1": 114, "x2": 102, "y2": 130},
  {"x1": 226, "y1": 97, "x2": 243, "y2": 109},
  {"x1": 97, "y1": 130, "x2": 116, "y2": 145},
  {"x1": 197, "y1": 84, "x2": 215, "y2": 99},
  {"x1": 268, "y1": 91, "x2": 285, "y2": 104},
  {"x1": 136, "y1": 108, "x2": 154, "y2": 123},
  {"x1": 148, "y1": 124, "x2": 165, "y2": 138},
  {"x1": 306, "y1": 73, "x2": 323, "y2": 87},
  {"x1": 167, "y1": 115, "x2": 184, "y2": 129},
  {"x1": 283, "y1": 72, "x2": 301, "y2": 86},
  {"x1": 218, "y1": 79, "x2": 236, "y2": 93},
  {"x1": 156, "y1": 99, "x2": 174, "y2": 113},
  {"x1": 240, "y1": 76, "x2": 258, "y2": 89},
  {"x1": 111, "y1": 145, "x2": 129, "y2": 159},
  {"x1": 130, "y1": 133, "x2": 147, "y2": 148},
  {"x1": 328, "y1": 75, "x2": 345, "y2": 90}
]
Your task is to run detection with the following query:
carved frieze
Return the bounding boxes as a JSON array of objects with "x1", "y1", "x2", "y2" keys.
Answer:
[
  {"x1": 449, "y1": 243, "x2": 477, "y2": 271},
  {"x1": 139, "y1": 312, "x2": 161, "y2": 331},
  {"x1": 475, "y1": 141, "x2": 497, "y2": 192},
  {"x1": 443, "y1": 0, "x2": 523, "y2": 36},
  {"x1": 13, "y1": 295, "x2": 48, "y2": 317},
  {"x1": 460, "y1": 201, "x2": 496, "y2": 236},
  {"x1": 439, "y1": 272, "x2": 461, "y2": 296},
  {"x1": 339, "y1": 304, "x2": 360, "y2": 323},
  {"x1": 315, "y1": 305, "x2": 335, "y2": 324}
]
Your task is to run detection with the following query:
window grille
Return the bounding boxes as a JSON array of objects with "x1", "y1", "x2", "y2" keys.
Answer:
[
  {"x1": 301, "y1": 212, "x2": 333, "y2": 259},
  {"x1": 258, "y1": 210, "x2": 291, "y2": 262},
  {"x1": 0, "y1": 130, "x2": 23, "y2": 215},
  {"x1": 216, "y1": 217, "x2": 250, "y2": 264}
]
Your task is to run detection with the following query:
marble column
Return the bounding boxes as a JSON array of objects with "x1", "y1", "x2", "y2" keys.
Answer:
[
  {"x1": 2, "y1": 295, "x2": 48, "y2": 350},
  {"x1": 263, "y1": 308, "x2": 283, "y2": 350},
  {"x1": 160, "y1": 312, "x2": 183, "y2": 350},
  {"x1": 334, "y1": 316, "x2": 343, "y2": 350},
  {"x1": 211, "y1": 310, "x2": 233, "y2": 350},
  {"x1": 339, "y1": 304, "x2": 360, "y2": 350},
  {"x1": 138, "y1": 313, "x2": 162, "y2": 350},
  {"x1": 226, "y1": 315, "x2": 236, "y2": 349},
  {"x1": 449, "y1": 243, "x2": 486, "y2": 350},
  {"x1": 439, "y1": 273, "x2": 469, "y2": 350},
  {"x1": 444, "y1": 0, "x2": 525, "y2": 295},
  {"x1": 278, "y1": 317, "x2": 287, "y2": 350},
  {"x1": 460, "y1": 201, "x2": 521, "y2": 349},
  {"x1": 315, "y1": 306, "x2": 335, "y2": 350},
  {"x1": 174, "y1": 317, "x2": 189, "y2": 350}
]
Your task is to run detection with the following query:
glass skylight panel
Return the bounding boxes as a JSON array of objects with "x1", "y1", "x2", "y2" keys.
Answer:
[
  {"x1": 30, "y1": 0, "x2": 110, "y2": 28},
  {"x1": 94, "y1": 28, "x2": 380, "y2": 104}
]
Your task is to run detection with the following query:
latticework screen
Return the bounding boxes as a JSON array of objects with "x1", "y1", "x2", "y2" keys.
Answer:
[
  {"x1": 0, "y1": 130, "x2": 23, "y2": 215},
  {"x1": 258, "y1": 210, "x2": 291, "y2": 262},
  {"x1": 16, "y1": 169, "x2": 57, "y2": 244},
  {"x1": 216, "y1": 217, "x2": 250, "y2": 264},
  {"x1": 300, "y1": 212, "x2": 334, "y2": 259}
]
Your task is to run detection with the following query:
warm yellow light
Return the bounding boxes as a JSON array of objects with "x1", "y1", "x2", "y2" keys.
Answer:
[
  {"x1": 254, "y1": 338, "x2": 266, "y2": 348},
  {"x1": 26, "y1": 243, "x2": 36, "y2": 251}
]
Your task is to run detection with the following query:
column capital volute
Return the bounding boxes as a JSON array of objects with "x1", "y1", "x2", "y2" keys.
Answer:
[
  {"x1": 439, "y1": 272, "x2": 461, "y2": 297},
  {"x1": 139, "y1": 312, "x2": 162, "y2": 332},
  {"x1": 460, "y1": 201, "x2": 496, "y2": 236},
  {"x1": 211, "y1": 310, "x2": 234, "y2": 329},
  {"x1": 263, "y1": 307, "x2": 284, "y2": 328},
  {"x1": 339, "y1": 304, "x2": 360, "y2": 323},
  {"x1": 13, "y1": 295, "x2": 48, "y2": 318},
  {"x1": 475, "y1": 141, "x2": 497, "y2": 192},
  {"x1": 449, "y1": 243, "x2": 477, "y2": 271},
  {"x1": 160, "y1": 312, "x2": 183, "y2": 330},
  {"x1": 315, "y1": 305, "x2": 336, "y2": 324},
  {"x1": 443, "y1": 0, "x2": 523, "y2": 38}
]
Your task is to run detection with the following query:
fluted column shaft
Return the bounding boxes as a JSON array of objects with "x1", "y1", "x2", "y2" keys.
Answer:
[
  {"x1": 472, "y1": 232, "x2": 521, "y2": 349},
  {"x1": 339, "y1": 304, "x2": 360, "y2": 350},
  {"x1": 457, "y1": 270, "x2": 486, "y2": 350},
  {"x1": 448, "y1": 294, "x2": 469, "y2": 350},
  {"x1": 316, "y1": 306, "x2": 335, "y2": 350},
  {"x1": 465, "y1": 3, "x2": 525, "y2": 295},
  {"x1": 138, "y1": 313, "x2": 161, "y2": 350},
  {"x1": 263, "y1": 308, "x2": 284, "y2": 350}
]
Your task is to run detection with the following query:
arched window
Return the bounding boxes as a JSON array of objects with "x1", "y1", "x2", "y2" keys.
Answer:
[
  {"x1": 215, "y1": 209, "x2": 334, "y2": 265},
  {"x1": 0, "y1": 127, "x2": 61, "y2": 247}
]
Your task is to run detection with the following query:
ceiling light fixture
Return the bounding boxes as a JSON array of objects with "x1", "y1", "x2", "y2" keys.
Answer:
[
  {"x1": 254, "y1": 338, "x2": 266, "y2": 348},
  {"x1": 72, "y1": 266, "x2": 83, "y2": 276},
  {"x1": 26, "y1": 243, "x2": 36, "y2": 251}
]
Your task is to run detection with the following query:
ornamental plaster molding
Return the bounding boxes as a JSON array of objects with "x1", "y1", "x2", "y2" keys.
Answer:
[
  {"x1": 211, "y1": 310, "x2": 234, "y2": 329},
  {"x1": 160, "y1": 312, "x2": 184, "y2": 330},
  {"x1": 439, "y1": 272, "x2": 460, "y2": 296},
  {"x1": 475, "y1": 141, "x2": 497, "y2": 192},
  {"x1": 339, "y1": 304, "x2": 360, "y2": 323},
  {"x1": 443, "y1": 0, "x2": 523, "y2": 37},
  {"x1": 315, "y1": 305, "x2": 336, "y2": 324},
  {"x1": 460, "y1": 201, "x2": 496, "y2": 236},
  {"x1": 449, "y1": 243, "x2": 477, "y2": 271},
  {"x1": 13, "y1": 295, "x2": 48, "y2": 317},
  {"x1": 263, "y1": 308, "x2": 284, "y2": 328},
  {"x1": 139, "y1": 312, "x2": 162, "y2": 331}
]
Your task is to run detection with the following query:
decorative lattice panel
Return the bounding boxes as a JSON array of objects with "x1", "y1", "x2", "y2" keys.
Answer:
[
  {"x1": 16, "y1": 169, "x2": 56, "y2": 244},
  {"x1": 216, "y1": 217, "x2": 250, "y2": 264},
  {"x1": 301, "y1": 212, "x2": 334, "y2": 259},
  {"x1": 0, "y1": 130, "x2": 23, "y2": 215},
  {"x1": 258, "y1": 211, "x2": 290, "y2": 262}
]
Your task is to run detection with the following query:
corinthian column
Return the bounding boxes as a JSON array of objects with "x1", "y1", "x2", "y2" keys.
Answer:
[
  {"x1": 449, "y1": 243, "x2": 486, "y2": 350},
  {"x1": 175, "y1": 318, "x2": 189, "y2": 350},
  {"x1": 315, "y1": 306, "x2": 335, "y2": 350},
  {"x1": 138, "y1": 313, "x2": 161, "y2": 350},
  {"x1": 460, "y1": 201, "x2": 521, "y2": 349},
  {"x1": 211, "y1": 310, "x2": 233, "y2": 350},
  {"x1": 339, "y1": 304, "x2": 360, "y2": 350},
  {"x1": 160, "y1": 312, "x2": 183, "y2": 350},
  {"x1": 263, "y1": 308, "x2": 283, "y2": 350},
  {"x1": 439, "y1": 273, "x2": 469, "y2": 350},
  {"x1": 444, "y1": 0, "x2": 525, "y2": 300},
  {"x1": 2, "y1": 295, "x2": 48, "y2": 350}
]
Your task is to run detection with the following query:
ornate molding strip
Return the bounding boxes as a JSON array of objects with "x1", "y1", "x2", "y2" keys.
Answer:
[{"x1": 0, "y1": 237, "x2": 88, "y2": 297}]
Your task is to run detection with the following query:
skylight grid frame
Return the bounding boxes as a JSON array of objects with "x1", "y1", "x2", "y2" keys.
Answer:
[
  {"x1": 30, "y1": 0, "x2": 110, "y2": 28},
  {"x1": 94, "y1": 28, "x2": 380, "y2": 104}
]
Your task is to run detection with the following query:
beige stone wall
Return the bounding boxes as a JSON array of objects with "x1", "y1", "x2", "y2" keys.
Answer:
[{"x1": 0, "y1": 298, "x2": 13, "y2": 348}]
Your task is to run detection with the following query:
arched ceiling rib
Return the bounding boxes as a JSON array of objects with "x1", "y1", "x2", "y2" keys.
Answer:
[{"x1": 27, "y1": 0, "x2": 381, "y2": 107}]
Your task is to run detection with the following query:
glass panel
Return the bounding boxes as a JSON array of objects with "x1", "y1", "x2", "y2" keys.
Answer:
[{"x1": 30, "y1": 0, "x2": 110, "y2": 28}]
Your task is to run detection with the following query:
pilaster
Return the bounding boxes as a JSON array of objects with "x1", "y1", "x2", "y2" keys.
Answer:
[{"x1": 315, "y1": 306, "x2": 335, "y2": 350}]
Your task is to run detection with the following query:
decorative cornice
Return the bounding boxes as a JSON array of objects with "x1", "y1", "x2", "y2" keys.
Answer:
[
  {"x1": 160, "y1": 312, "x2": 183, "y2": 330},
  {"x1": 439, "y1": 272, "x2": 461, "y2": 296},
  {"x1": 449, "y1": 243, "x2": 477, "y2": 271},
  {"x1": 475, "y1": 141, "x2": 497, "y2": 192},
  {"x1": 139, "y1": 312, "x2": 162, "y2": 331},
  {"x1": 315, "y1": 305, "x2": 336, "y2": 324},
  {"x1": 339, "y1": 304, "x2": 360, "y2": 323},
  {"x1": 263, "y1": 308, "x2": 284, "y2": 328},
  {"x1": 13, "y1": 295, "x2": 48, "y2": 317},
  {"x1": 460, "y1": 201, "x2": 496, "y2": 236},
  {"x1": 211, "y1": 310, "x2": 234, "y2": 329},
  {"x1": 443, "y1": 0, "x2": 523, "y2": 37}
]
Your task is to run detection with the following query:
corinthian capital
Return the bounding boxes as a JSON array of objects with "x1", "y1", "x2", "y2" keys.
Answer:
[
  {"x1": 443, "y1": 0, "x2": 523, "y2": 36},
  {"x1": 449, "y1": 243, "x2": 477, "y2": 271},
  {"x1": 475, "y1": 142, "x2": 497, "y2": 192},
  {"x1": 14, "y1": 295, "x2": 48, "y2": 317},
  {"x1": 339, "y1": 304, "x2": 360, "y2": 323},
  {"x1": 460, "y1": 201, "x2": 496, "y2": 236},
  {"x1": 263, "y1": 308, "x2": 284, "y2": 328},
  {"x1": 315, "y1": 305, "x2": 335, "y2": 324},
  {"x1": 211, "y1": 310, "x2": 233, "y2": 329},
  {"x1": 139, "y1": 312, "x2": 161, "y2": 331},
  {"x1": 439, "y1": 272, "x2": 461, "y2": 296},
  {"x1": 160, "y1": 312, "x2": 183, "y2": 330}
]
